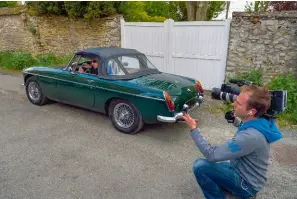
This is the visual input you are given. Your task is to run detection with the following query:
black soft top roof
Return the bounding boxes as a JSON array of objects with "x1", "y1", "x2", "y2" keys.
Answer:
[{"x1": 75, "y1": 47, "x2": 143, "y2": 59}]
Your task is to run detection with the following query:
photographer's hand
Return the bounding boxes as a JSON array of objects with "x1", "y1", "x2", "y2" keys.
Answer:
[{"x1": 181, "y1": 114, "x2": 198, "y2": 131}]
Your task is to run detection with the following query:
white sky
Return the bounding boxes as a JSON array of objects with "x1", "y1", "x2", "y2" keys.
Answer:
[{"x1": 215, "y1": 0, "x2": 251, "y2": 20}]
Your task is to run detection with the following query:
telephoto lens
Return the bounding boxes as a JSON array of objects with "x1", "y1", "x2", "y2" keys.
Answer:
[
  {"x1": 211, "y1": 88, "x2": 237, "y2": 103},
  {"x1": 220, "y1": 92, "x2": 237, "y2": 102},
  {"x1": 221, "y1": 84, "x2": 240, "y2": 95},
  {"x1": 211, "y1": 88, "x2": 223, "y2": 100}
]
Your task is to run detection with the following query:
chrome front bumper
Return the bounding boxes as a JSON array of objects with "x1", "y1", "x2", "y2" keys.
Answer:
[{"x1": 157, "y1": 95, "x2": 203, "y2": 123}]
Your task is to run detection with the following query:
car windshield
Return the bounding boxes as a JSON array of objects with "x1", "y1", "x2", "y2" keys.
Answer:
[{"x1": 106, "y1": 54, "x2": 157, "y2": 75}]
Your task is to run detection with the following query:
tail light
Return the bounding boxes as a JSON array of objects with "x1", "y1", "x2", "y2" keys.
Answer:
[
  {"x1": 163, "y1": 91, "x2": 175, "y2": 111},
  {"x1": 195, "y1": 80, "x2": 204, "y2": 94}
]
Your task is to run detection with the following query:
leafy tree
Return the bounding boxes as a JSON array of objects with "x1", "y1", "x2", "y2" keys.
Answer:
[
  {"x1": 206, "y1": 1, "x2": 226, "y2": 20},
  {"x1": 145, "y1": 1, "x2": 170, "y2": 18},
  {"x1": 116, "y1": 1, "x2": 149, "y2": 22},
  {"x1": 63, "y1": 1, "x2": 87, "y2": 17},
  {"x1": 120, "y1": 1, "x2": 187, "y2": 22},
  {"x1": 168, "y1": 1, "x2": 187, "y2": 21},
  {"x1": 245, "y1": 1, "x2": 269, "y2": 12},
  {"x1": 26, "y1": 1, "x2": 65, "y2": 15},
  {"x1": 0, "y1": 1, "x2": 17, "y2": 8},
  {"x1": 84, "y1": 1, "x2": 116, "y2": 19},
  {"x1": 141, "y1": 1, "x2": 187, "y2": 21},
  {"x1": 186, "y1": 1, "x2": 209, "y2": 21},
  {"x1": 269, "y1": 1, "x2": 297, "y2": 11},
  {"x1": 116, "y1": 2, "x2": 166, "y2": 22},
  {"x1": 63, "y1": 1, "x2": 116, "y2": 19},
  {"x1": 25, "y1": 1, "x2": 225, "y2": 22},
  {"x1": 185, "y1": 1, "x2": 226, "y2": 21}
]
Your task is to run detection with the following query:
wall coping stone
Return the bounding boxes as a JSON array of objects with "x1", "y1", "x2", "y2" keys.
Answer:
[{"x1": 233, "y1": 11, "x2": 297, "y2": 19}]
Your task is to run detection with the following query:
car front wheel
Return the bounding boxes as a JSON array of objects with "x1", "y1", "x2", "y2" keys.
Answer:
[
  {"x1": 25, "y1": 77, "x2": 48, "y2": 106},
  {"x1": 109, "y1": 99, "x2": 144, "y2": 134}
]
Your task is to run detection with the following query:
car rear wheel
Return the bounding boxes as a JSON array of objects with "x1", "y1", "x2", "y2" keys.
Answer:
[
  {"x1": 25, "y1": 77, "x2": 48, "y2": 106},
  {"x1": 109, "y1": 99, "x2": 144, "y2": 134}
]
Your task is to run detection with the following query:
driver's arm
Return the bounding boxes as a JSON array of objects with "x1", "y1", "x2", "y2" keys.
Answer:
[
  {"x1": 78, "y1": 67, "x2": 85, "y2": 73},
  {"x1": 82, "y1": 62, "x2": 91, "y2": 68},
  {"x1": 77, "y1": 62, "x2": 91, "y2": 73}
]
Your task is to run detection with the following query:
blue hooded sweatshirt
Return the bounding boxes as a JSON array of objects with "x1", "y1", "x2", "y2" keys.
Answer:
[
  {"x1": 190, "y1": 118, "x2": 282, "y2": 191},
  {"x1": 238, "y1": 118, "x2": 282, "y2": 143}
]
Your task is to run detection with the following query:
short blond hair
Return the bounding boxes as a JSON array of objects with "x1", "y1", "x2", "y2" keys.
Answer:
[{"x1": 241, "y1": 85, "x2": 271, "y2": 116}]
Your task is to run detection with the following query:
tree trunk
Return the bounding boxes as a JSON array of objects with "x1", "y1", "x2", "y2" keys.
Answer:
[
  {"x1": 186, "y1": 1, "x2": 196, "y2": 21},
  {"x1": 195, "y1": 1, "x2": 208, "y2": 21},
  {"x1": 226, "y1": 1, "x2": 231, "y2": 19}
]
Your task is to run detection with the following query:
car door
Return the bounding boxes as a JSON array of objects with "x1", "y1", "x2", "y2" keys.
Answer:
[{"x1": 56, "y1": 70, "x2": 95, "y2": 107}]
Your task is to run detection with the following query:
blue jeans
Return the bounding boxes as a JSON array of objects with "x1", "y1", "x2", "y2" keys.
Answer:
[{"x1": 193, "y1": 158, "x2": 257, "y2": 199}]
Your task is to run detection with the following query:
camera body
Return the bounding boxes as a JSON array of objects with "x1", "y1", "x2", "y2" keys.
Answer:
[{"x1": 211, "y1": 79, "x2": 287, "y2": 124}]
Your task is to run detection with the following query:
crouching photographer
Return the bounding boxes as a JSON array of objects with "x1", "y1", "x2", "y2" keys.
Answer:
[{"x1": 181, "y1": 84, "x2": 284, "y2": 199}]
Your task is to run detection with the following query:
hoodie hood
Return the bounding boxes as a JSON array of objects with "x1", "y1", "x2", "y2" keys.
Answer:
[{"x1": 238, "y1": 118, "x2": 282, "y2": 143}]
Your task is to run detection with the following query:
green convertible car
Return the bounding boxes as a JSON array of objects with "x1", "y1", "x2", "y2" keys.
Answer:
[{"x1": 22, "y1": 47, "x2": 204, "y2": 134}]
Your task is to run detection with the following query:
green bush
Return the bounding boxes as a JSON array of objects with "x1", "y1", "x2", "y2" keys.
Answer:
[
  {"x1": 224, "y1": 68, "x2": 297, "y2": 126},
  {"x1": 0, "y1": 51, "x2": 14, "y2": 67},
  {"x1": 0, "y1": 51, "x2": 36, "y2": 70},
  {"x1": 228, "y1": 68, "x2": 264, "y2": 86},
  {"x1": 266, "y1": 74, "x2": 297, "y2": 124},
  {"x1": 0, "y1": 1, "x2": 17, "y2": 8},
  {"x1": 0, "y1": 51, "x2": 71, "y2": 70},
  {"x1": 27, "y1": 1, "x2": 117, "y2": 20},
  {"x1": 26, "y1": 1, "x2": 66, "y2": 15},
  {"x1": 11, "y1": 52, "x2": 36, "y2": 70}
]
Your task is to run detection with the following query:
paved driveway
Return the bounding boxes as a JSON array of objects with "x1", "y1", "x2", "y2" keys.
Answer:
[{"x1": 0, "y1": 71, "x2": 296, "y2": 199}]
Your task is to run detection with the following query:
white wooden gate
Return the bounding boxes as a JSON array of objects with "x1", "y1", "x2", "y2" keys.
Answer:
[{"x1": 121, "y1": 18, "x2": 231, "y2": 90}]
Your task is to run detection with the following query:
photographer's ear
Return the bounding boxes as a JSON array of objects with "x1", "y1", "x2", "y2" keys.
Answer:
[{"x1": 248, "y1": 109, "x2": 257, "y2": 116}]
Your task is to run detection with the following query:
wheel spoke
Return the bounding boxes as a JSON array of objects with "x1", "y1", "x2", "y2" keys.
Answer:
[
  {"x1": 113, "y1": 103, "x2": 135, "y2": 129},
  {"x1": 28, "y1": 82, "x2": 41, "y2": 101}
]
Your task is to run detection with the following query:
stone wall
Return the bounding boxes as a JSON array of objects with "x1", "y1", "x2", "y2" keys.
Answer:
[
  {"x1": 0, "y1": 6, "x2": 121, "y2": 55},
  {"x1": 0, "y1": 7, "x2": 35, "y2": 53},
  {"x1": 227, "y1": 11, "x2": 297, "y2": 82}
]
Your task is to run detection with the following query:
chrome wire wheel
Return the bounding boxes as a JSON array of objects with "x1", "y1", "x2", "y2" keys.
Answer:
[
  {"x1": 113, "y1": 103, "x2": 135, "y2": 129},
  {"x1": 28, "y1": 81, "x2": 41, "y2": 101}
]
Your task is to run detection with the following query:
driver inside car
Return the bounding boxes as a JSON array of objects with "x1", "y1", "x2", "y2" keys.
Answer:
[{"x1": 78, "y1": 60, "x2": 99, "y2": 75}]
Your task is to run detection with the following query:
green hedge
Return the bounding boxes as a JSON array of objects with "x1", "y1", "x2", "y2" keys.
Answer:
[
  {"x1": 230, "y1": 69, "x2": 297, "y2": 126},
  {"x1": 266, "y1": 74, "x2": 297, "y2": 124},
  {"x1": 0, "y1": 51, "x2": 71, "y2": 70}
]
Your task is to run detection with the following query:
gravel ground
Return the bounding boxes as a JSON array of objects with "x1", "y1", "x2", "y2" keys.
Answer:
[{"x1": 0, "y1": 70, "x2": 296, "y2": 199}]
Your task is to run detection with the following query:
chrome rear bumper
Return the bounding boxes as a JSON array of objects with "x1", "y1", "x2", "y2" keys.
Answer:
[
  {"x1": 157, "y1": 99, "x2": 202, "y2": 123},
  {"x1": 157, "y1": 112, "x2": 184, "y2": 123}
]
